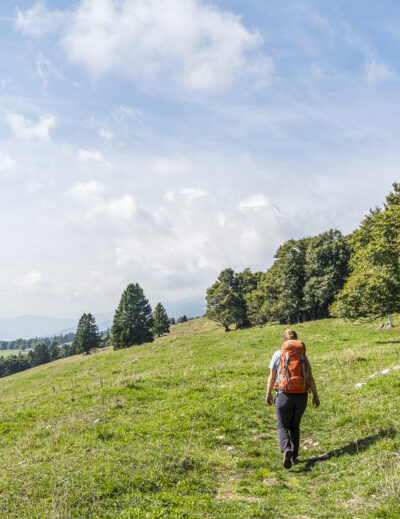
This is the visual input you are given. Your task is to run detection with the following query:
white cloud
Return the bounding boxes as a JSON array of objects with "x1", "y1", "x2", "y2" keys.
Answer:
[
  {"x1": 5, "y1": 112, "x2": 56, "y2": 140},
  {"x1": 15, "y1": 2, "x2": 66, "y2": 37},
  {"x1": 98, "y1": 128, "x2": 114, "y2": 140},
  {"x1": 364, "y1": 59, "x2": 395, "y2": 83},
  {"x1": 16, "y1": 0, "x2": 271, "y2": 91},
  {"x1": 113, "y1": 106, "x2": 142, "y2": 122},
  {"x1": 180, "y1": 188, "x2": 207, "y2": 200},
  {"x1": 152, "y1": 157, "x2": 190, "y2": 175},
  {"x1": 14, "y1": 270, "x2": 67, "y2": 297},
  {"x1": 238, "y1": 194, "x2": 269, "y2": 211},
  {"x1": 87, "y1": 195, "x2": 137, "y2": 224},
  {"x1": 15, "y1": 270, "x2": 46, "y2": 292},
  {"x1": 69, "y1": 180, "x2": 107, "y2": 203},
  {"x1": 0, "y1": 152, "x2": 17, "y2": 172},
  {"x1": 77, "y1": 149, "x2": 105, "y2": 162},
  {"x1": 164, "y1": 187, "x2": 207, "y2": 202}
]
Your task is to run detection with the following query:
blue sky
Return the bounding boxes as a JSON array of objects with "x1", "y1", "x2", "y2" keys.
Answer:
[{"x1": 0, "y1": 0, "x2": 398, "y2": 318}]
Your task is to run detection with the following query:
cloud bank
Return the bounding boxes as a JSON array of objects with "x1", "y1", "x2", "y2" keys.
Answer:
[{"x1": 15, "y1": 0, "x2": 272, "y2": 91}]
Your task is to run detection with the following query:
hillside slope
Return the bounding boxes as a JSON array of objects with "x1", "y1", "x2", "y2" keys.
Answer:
[{"x1": 0, "y1": 317, "x2": 399, "y2": 518}]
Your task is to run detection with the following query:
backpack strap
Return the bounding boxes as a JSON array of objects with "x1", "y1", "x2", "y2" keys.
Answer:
[
  {"x1": 282, "y1": 351, "x2": 290, "y2": 391},
  {"x1": 301, "y1": 353, "x2": 307, "y2": 390}
]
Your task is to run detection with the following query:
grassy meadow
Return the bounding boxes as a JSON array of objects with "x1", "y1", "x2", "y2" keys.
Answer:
[{"x1": 0, "y1": 317, "x2": 400, "y2": 518}]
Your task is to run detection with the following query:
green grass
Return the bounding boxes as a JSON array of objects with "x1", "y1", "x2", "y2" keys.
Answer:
[{"x1": 1, "y1": 317, "x2": 400, "y2": 518}]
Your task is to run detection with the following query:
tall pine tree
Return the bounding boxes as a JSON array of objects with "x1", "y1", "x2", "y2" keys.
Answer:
[
  {"x1": 152, "y1": 303, "x2": 170, "y2": 337},
  {"x1": 111, "y1": 283, "x2": 154, "y2": 349},
  {"x1": 73, "y1": 313, "x2": 101, "y2": 354}
]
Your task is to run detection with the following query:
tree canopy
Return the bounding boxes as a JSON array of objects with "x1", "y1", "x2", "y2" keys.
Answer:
[
  {"x1": 73, "y1": 313, "x2": 101, "y2": 354},
  {"x1": 206, "y1": 268, "x2": 261, "y2": 330},
  {"x1": 331, "y1": 183, "x2": 400, "y2": 320},
  {"x1": 111, "y1": 283, "x2": 154, "y2": 349},
  {"x1": 206, "y1": 230, "x2": 350, "y2": 328},
  {"x1": 152, "y1": 303, "x2": 170, "y2": 337}
]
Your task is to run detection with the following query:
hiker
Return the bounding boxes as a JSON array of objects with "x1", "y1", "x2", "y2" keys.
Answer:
[{"x1": 266, "y1": 329, "x2": 320, "y2": 469}]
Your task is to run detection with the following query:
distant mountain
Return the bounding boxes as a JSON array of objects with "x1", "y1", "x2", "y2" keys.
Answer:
[
  {"x1": 0, "y1": 312, "x2": 114, "y2": 341},
  {"x1": 0, "y1": 297, "x2": 205, "y2": 341}
]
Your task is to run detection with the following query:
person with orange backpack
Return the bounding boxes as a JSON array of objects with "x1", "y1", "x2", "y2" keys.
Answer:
[{"x1": 266, "y1": 329, "x2": 320, "y2": 469}]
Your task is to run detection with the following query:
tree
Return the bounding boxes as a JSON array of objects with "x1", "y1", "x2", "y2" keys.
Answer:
[
  {"x1": 152, "y1": 303, "x2": 170, "y2": 337},
  {"x1": 177, "y1": 315, "x2": 188, "y2": 324},
  {"x1": 303, "y1": 230, "x2": 351, "y2": 319},
  {"x1": 245, "y1": 231, "x2": 351, "y2": 325},
  {"x1": 206, "y1": 268, "x2": 260, "y2": 330},
  {"x1": 49, "y1": 341, "x2": 59, "y2": 361},
  {"x1": 331, "y1": 183, "x2": 400, "y2": 320},
  {"x1": 30, "y1": 343, "x2": 50, "y2": 367},
  {"x1": 206, "y1": 268, "x2": 239, "y2": 331},
  {"x1": 111, "y1": 283, "x2": 154, "y2": 349},
  {"x1": 73, "y1": 313, "x2": 101, "y2": 354}
]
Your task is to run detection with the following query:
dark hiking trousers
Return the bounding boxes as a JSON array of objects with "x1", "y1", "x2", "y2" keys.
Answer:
[{"x1": 275, "y1": 392, "x2": 308, "y2": 458}]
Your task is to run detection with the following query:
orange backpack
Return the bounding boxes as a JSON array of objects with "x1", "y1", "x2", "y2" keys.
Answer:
[{"x1": 275, "y1": 340, "x2": 310, "y2": 393}]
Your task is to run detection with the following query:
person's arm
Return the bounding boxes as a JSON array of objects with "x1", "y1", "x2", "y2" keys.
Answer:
[
  {"x1": 266, "y1": 370, "x2": 276, "y2": 406},
  {"x1": 309, "y1": 375, "x2": 320, "y2": 408}
]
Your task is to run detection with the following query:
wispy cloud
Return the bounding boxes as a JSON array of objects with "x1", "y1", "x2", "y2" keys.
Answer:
[
  {"x1": 35, "y1": 52, "x2": 61, "y2": 87},
  {"x1": 15, "y1": 2, "x2": 66, "y2": 37},
  {"x1": 364, "y1": 59, "x2": 395, "y2": 83},
  {"x1": 5, "y1": 112, "x2": 56, "y2": 140}
]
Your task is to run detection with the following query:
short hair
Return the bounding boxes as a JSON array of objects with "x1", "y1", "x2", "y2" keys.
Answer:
[{"x1": 283, "y1": 329, "x2": 297, "y2": 341}]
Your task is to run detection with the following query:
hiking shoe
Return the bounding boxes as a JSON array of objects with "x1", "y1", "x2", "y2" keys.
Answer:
[
  {"x1": 283, "y1": 450, "x2": 293, "y2": 469},
  {"x1": 291, "y1": 456, "x2": 298, "y2": 466}
]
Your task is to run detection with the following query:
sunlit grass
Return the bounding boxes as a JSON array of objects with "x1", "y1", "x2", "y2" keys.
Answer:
[{"x1": 0, "y1": 317, "x2": 399, "y2": 517}]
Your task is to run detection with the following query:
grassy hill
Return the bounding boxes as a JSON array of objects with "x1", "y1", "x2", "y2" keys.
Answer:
[{"x1": 0, "y1": 317, "x2": 399, "y2": 518}]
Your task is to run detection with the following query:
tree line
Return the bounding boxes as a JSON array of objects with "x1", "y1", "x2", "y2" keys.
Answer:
[
  {"x1": 0, "y1": 332, "x2": 75, "y2": 351},
  {"x1": 0, "y1": 340, "x2": 82, "y2": 378},
  {"x1": 0, "y1": 289, "x2": 174, "y2": 378},
  {"x1": 206, "y1": 183, "x2": 400, "y2": 328}
]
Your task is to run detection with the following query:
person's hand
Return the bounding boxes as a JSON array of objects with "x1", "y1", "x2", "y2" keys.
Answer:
[
  {"x1": 312, "y1": 394, "x2": 320, "y2": 408},
  {"x1": 266, "y1": 393, "x2": 273, "y2": 406}
]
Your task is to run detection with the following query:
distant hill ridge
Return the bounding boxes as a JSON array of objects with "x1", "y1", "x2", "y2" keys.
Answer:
[{"x1": 0, "y1": 312, "x2": 113, "y2": 341}]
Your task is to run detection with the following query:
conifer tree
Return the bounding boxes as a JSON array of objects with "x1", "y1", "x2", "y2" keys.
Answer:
[
  {"x1": 49, "y1": 341, "x2": 59, "y2": 361},
  {"x1": 73, "y1": 313, "x2": 101, "y2": 354},
  {"x1": 152, "y1": 303, "x2": 170, "y2": 337},
  {"x1": 111, "y1": 283, "x2": 154, "y2": 349}
]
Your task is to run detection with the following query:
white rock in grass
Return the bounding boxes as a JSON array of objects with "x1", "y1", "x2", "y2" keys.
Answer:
[
  {"x1": 368, "y1": 373, "x2": 378, "y2": 379},
  {"x1": 93, "y1": 418, "x2": 103, "y2": 423},
  {"x1": 227, "y1": 446, "x2": 234, "y2": 452},
  {"x1": 393, "y1": 366, "x2": 400, "y2": 370},
  {"x1": 45, "y1": 425, "x2": 53, "y2": 429},
  {"x1": 354, "y1": 383, "x2": 366, "y2": 388},
  {"x1": 381, "y1": 369, "x2": 391, "y2": 374},
  {"x1": 216, "y1": 435, "x2": 225, "y2": 440}
]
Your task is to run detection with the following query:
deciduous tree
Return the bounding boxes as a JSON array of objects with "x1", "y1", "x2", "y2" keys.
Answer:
[{"x1": 331, "y1": 183, "x2": 400, "y2": 320}]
